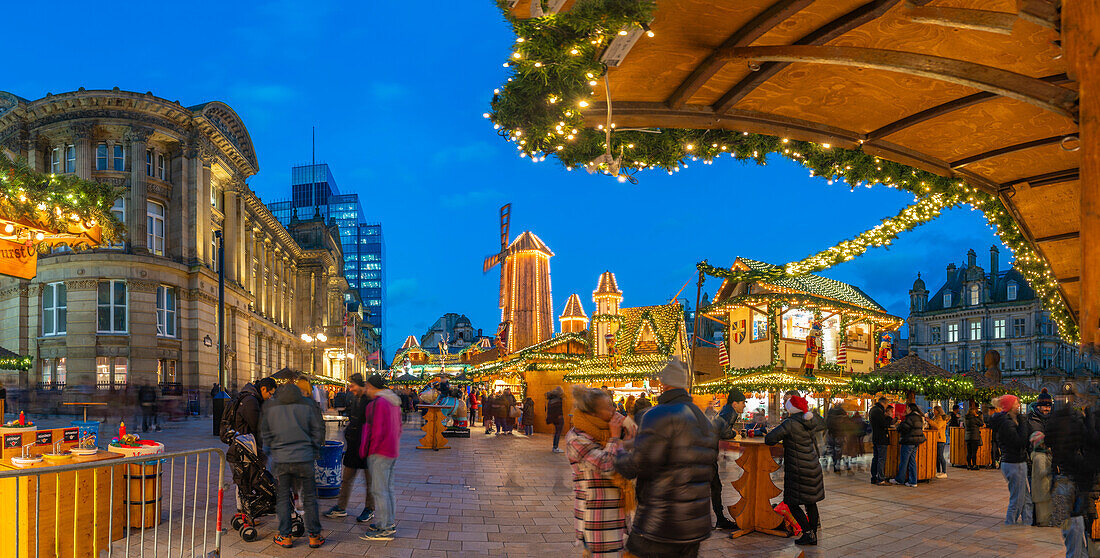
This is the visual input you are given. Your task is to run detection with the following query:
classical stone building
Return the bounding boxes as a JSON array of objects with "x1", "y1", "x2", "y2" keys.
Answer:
[
  {"x1": 0, "y1": 88, "x2": 365, "y2": 392},
  {"x1": 907, "y1": 247, "x2": 1100, "y2": 385}
]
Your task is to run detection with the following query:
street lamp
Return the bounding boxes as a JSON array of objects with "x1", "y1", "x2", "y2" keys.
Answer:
[{"x1": 301, "y1": 331, "x2": 327, "y2": 375}]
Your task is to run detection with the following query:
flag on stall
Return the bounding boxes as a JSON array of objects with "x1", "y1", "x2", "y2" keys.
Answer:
[
  {"x1": 718, "y1": 340, "x2": 730, "y2": 368},
  {"x1": 369, "y1": 350, "x2": 381, "y2": 366}
]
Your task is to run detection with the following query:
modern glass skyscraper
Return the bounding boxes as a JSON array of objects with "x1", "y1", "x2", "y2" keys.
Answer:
[{"x1": 269, "y1": 164, "x2": 386, "y2": 355}]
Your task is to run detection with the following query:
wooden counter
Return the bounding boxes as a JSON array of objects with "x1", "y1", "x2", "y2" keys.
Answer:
[
  {"x1": 727, "y1": 438, "x2": 787, "y2": 539},
  {"x1": 884, "y1": 428, "x2": 937, "y2": 482},
  {"x1": 948, "y1": 427, "x2": 993, "y2": 467},
  {"x1": 0, "y1": 451, "x2": 127, "y2": 558}
]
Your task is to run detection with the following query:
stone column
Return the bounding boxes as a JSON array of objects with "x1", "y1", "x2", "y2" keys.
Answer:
[
  {"x1": 128, "y1": 280, "x2": 159, "y2": 385},
  {"x1": 200, "y1": 160, "x2": 213, "y2": 266},
  {"x1": 170, "y1": 147, "x2": 188, "y2": 260},
  {"x1": 127, "y1": 126, "x2": 153, "y2": 253},
  {"x1": 224, "y1": 185, "x2": 240, "y2": 284},
  {"x1": 71, "y1": 122, "x2": 95, "y2": 180},
  {"x1": 63, "y1": 279, "x2": 100, "y2": 388}
]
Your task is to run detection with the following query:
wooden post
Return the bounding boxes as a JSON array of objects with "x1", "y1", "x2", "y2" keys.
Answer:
[
  {"x1": 690, "y1": 271, "x2": 704, "y2": 390},
  {"x1": 1064, "y1": 1, "x2": 1100, "y2": 351}
]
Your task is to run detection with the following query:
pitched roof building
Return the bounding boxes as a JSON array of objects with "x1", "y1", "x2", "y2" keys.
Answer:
[{"x1": 908, "y1": 247, "x2": 1099, "y2": 382}]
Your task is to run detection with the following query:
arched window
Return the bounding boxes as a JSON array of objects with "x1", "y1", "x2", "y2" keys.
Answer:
[{"x1": 969, "y1": 284, "x2": 980, "y2": 305}]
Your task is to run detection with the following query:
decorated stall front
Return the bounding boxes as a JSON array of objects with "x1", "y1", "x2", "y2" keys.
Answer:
[{"x1": 695, "y1": 257, "x2": 903, "y2": 418}]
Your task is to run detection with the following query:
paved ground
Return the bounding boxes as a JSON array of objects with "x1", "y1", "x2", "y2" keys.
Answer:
[{"x1": 29, "y1": 414, "x2": 1069, "y2": 557}]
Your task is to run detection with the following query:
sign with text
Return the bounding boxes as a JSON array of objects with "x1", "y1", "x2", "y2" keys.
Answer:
[
  {"x1": 63, "y1": 428, "x2": 79, "y2": 442},
  {"x1": 35, "y1": 430, "x2": 52, "y2": 446},
  {"x1": 0, "y1": 238, "x2": 37, "y2": 280},
  {"x1": 3, "y1": 433, "x2": 21, "y2": 449}
]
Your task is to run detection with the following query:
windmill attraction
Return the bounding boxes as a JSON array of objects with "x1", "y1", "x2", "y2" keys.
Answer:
[{"x1": 482, "y1": 204, "x2": 554, "y2": 354}]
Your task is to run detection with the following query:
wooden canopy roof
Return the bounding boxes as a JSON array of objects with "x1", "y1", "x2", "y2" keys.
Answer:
[{"x1": 506, "y1": 0, "x2": 1099, "y2": 348}]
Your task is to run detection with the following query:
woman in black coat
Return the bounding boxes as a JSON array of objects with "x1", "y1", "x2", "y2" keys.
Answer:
[
  {"x1": 765, "y1": 395, "x2": 826, "y2": 546},
  {"x1": 893, "y1": 403, "x2": 927, "y2": 486},
  {"x1": 964, "y1": 404, "x2": 984, "y2": 470}
]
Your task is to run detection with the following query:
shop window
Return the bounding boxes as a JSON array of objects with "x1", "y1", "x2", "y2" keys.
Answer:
[
  {"x1": 96, "y1": 143, "x2": 108, "y2": 170},
  {"x1": 781, "y1": 308, "x2": 815, "y2": 340},
  {"x1": 113, "y1": 144, "x2": 125, "y2": 171},
  {"x1": 156, "y1": 285, "x2": 176, "y2": 337},
  {"x1": 42, "y1": 282, "x2": 67, "y2": 336},
  {"x1": 751, "y1": 311, "x2": 769, "y2": 342},
  {"x1": 96, "y1": 356, "x2": 128, "y2": 388},
  {"x1": 97, "y1": 280, "x2": 127, "y2": 333},
  {"x1": 157, "y1": 358, "x2": 177, "y2": 384}
]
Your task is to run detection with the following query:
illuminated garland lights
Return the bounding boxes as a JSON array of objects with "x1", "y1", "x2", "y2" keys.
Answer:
[
  {"x1": 0, "y1": 355, "x2": 32, "y2": 371},
  {"x1": 488, "y1": 0, "x2": 1078, "y2": 344},
  {"x1": 0, "y1": 156, "x2": 124, "y2": 247}
]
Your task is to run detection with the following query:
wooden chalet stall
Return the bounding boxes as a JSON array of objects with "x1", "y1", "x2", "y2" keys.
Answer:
[{"x1": 697, "y1": 258, "x2": 902, "y2": 407}]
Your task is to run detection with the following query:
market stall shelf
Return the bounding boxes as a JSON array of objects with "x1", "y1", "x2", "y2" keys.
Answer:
[
  {"x1": 417, "y1": 405, "x2": 450, "y2": 451},
  {"x1": 0, "y1": 451, "x2": 126, "y2": 558},
  {"x1": 884, "y1": 428, "x2": 938, "y2": 482},
  {"x1": 727, "y1": 438, "x2": 786, "y2": 539},
  {"x1": 948, "y1": 426, "x2": 993, "y2": 468}
]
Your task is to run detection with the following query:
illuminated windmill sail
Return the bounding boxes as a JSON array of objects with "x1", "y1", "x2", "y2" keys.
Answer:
[{"x1": 483, "y1": 204, "x2": 554, "y2": 353}]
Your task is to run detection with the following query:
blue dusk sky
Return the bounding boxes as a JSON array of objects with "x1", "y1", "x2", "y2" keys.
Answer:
[{"x1": 6, "y1": 1, "x2": 1008, "y2": 357}]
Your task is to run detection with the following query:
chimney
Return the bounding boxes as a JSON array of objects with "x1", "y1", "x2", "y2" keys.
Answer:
[
  {"x1": 967, "y1": 249, "x2": 977, "y2": 268},
  {"x1": 947, "y1": 262, "x2": 956, "y2": 280},
  {"x1": 989, "y1": 245, "x2": 999, "y2": 275}
]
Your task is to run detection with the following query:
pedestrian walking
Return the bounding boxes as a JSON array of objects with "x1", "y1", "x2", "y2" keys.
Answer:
[
  {"x1": 613, "y1": 358, "x2": 717, "y2": 557},
  {"x1": 965, "y1": 403, "x2": 984, "y2": 470},
  {"x1": 765, "y1": 394, "x2": 825, "y2": 545},
  {"x1": 220, "y1": 376, "x2": 276, "y2": 521},
  {"x1": 484, "y1": 390, "x2": 497, "y2": 435},
  {"x1": 844, "y1": 410, "x2": 866, "y2": 471},
  {"x1": 891, "y1": 403, "x2": 927, "y2": 487},
  {"x1": 928, "y1": 405, "x2": 949, "y2": 478},
  {"x1": 825, "y1": 404, "x2": 848, "y2": 474},
  {"x1": 260, "y1": 381, "x2": 325, "y2": 548},
  {"x1": 324, "y1": 373, "x2": 376, "y2": 523},
  {"x1": 1044, "y1": 383, "x2": 1099, "y2": 557},
  {"x1": 1029, "y1": 389, "x2": 1055, "y2": 526},
  {"x1": 566, "y1": 386, "x2": 636, "y2": 557},
  {"x1": 546, "y1": 386, "x2": 566, "y2": 453},
  {"x1": 521, "y1": 395, "x2": 535, "y2": 436},
  {"x1": 868, "y1": 397, "x2": 895, "y2": 485},
  {"x1": 989, "y1": 394, "x2": 1034, "y2": 526},
  {"x1": 711, "y1": 389, "x2": 744, "y2": 530},
  {"x1": 496, "y1": 388, "x2": 516, "y2": 435},
  {"x1": 358, "y1": 374, "x2": 402, "y2": 541},
  {"x1": 138, "y1": 381, "x2": 161, "y2": 432}
]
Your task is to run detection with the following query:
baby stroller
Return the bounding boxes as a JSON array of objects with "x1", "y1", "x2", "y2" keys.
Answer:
[{"x1": 227, "y1": 433, "x2": 305, "y2": 541}]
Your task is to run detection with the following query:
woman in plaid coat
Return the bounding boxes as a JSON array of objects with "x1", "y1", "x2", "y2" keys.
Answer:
[{"x1": 567, "y1": 386, "x2": 636, "y2": 557}]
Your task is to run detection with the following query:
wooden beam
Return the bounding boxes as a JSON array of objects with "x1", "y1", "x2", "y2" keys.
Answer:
[
  {"x1": 1063, "y1": 0, "x2": 1100, "y2": 349},
  {"x1": 1000, "y1": 168, "x2": 1079, "y2": 189},
  {"x1": 666, "y1": 0, "x2": 815, "y2": 109},
  {"x1": 949, "y1": 135, "x2": 1067, "y2": 169},
  {"x1": 1035, "y1": 231, "x2": 1081, "y2": 243},
  {"x1": 713, "y1": 0, "x2": 904, "y2": 114},
  {"x1": 1058, "y1": 276, "x2": 1080, "y2": 284},
  {"x1": 867, "y1": 74, "x2": 1071, "y2": 140},
  {"x1": 716, "y1": 45, "x2": 1079, "y2": 119},
  {"x1": 900, "y1": 5, "x2": 1018, "y2": 35}
]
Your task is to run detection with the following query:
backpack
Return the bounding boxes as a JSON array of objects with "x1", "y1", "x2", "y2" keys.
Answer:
[{"x1": 219, "y1": 391, "x2": 259, "y2": 445}]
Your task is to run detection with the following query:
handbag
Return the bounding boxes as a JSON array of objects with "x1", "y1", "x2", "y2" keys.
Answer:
[{"x1": 509, "y1": 405, "x2": 521, "y2": 419}]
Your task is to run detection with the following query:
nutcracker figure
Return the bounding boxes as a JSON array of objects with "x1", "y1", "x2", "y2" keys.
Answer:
[
  {"x1": 801, "y1": 321, "x2": 823, "y2": 379},
  {"x1": 876, "y1": 333, "x2": 893, "y2": 368}
]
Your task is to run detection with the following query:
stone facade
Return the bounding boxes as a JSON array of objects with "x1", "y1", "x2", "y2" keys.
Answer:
[
  {"x1": 0, "y1": 88, "x2": 366, "y2": 392},
  {"x1": 907, "y1": 246, "x2": 1100, "y2": 385}
]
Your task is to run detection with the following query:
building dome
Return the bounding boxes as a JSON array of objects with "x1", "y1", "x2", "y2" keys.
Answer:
[{"x1": 912, "y1": 272, "x2": 926, "y2": 291}]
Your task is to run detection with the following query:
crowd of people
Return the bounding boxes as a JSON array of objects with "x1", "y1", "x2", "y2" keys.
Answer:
[{"x1": 220, "y1": 371, "x2": 404, "y2": 549}]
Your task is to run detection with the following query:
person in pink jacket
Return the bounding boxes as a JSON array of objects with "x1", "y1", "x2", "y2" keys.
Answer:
[{"x1": 358, "y1": 374, "x2": 402, "y2": 541}]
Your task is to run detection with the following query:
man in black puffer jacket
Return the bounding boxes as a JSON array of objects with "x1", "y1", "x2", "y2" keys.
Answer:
[
  {"x1": 614, "y1": 358, "x2": 717, "y2": 558},
  {"x1": 868, "y1": 397, "x2": 895, "y2": 485}
]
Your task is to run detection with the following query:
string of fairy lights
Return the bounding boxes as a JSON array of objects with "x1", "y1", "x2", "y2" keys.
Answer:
[
  {"x1": 0, "y1": 155, "x2": 124, "y2": 249},
  {"x1": 487, "y1": 0, "x2": 1079, "y2": 344}
]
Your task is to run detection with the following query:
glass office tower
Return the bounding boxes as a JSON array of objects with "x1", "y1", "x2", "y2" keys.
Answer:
[{"x1": 269, "y1": 164, "x2": 386, "y2": 355}]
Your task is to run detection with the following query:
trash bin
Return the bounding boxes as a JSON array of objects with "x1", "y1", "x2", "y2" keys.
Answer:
[
  {"x1": 315, "y1": 440, "x2": 345, "y2": 499},
  {"x1": 71, "y1": 420, "x2": 99, "y2": 448}
]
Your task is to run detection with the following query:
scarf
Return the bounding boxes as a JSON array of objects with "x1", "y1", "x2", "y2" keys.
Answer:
[{"x1": 572, "y1": 411, "x2": 637, "y2": 514}]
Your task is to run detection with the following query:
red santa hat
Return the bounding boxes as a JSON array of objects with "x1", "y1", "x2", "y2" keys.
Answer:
[
  {"x1": 785, "y1": 395, "x2": 812, "y2": 419},
  {"x1": 994, "y1": 394, "x2": 1019, "y2": 413}
]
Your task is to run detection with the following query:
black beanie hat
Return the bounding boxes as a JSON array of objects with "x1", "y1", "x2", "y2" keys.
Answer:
[{"x1": 1037, "y1": 388, "x2": 1053, "y2": 405}]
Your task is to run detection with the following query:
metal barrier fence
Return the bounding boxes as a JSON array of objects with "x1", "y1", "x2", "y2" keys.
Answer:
[{"x1": 0, "y1": 448, "x2": 225, "y2": 558}]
